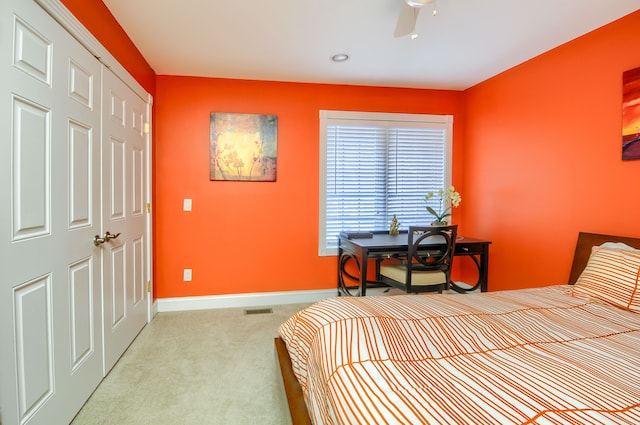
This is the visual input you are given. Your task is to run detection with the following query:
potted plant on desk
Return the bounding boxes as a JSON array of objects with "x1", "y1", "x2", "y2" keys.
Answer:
[{"x1": 425, "y1": 186, "x2": 461, "y2": 226}]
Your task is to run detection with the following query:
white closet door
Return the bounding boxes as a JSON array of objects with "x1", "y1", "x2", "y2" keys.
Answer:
[
  {"x1": 0, "y1": 0, "x2": 103, "y2": 424},
  {"x1": 101, "y1": 66, "x2": 149, "y2": 374}
]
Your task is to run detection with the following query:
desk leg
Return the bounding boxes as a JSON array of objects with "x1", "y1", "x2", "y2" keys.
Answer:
[
  {"x1": 450, "y1": 248, "x2": 489, "y2": 293},
  {"x1": 337, "y1": 250, "x2": 374, "y2": 296},
  {"x1": 338, "y1": 252, "x2": 364, "y2": 296},
  {"x1": 479, "y1": 246, "x2": 489, "y2": 292},
  {"x1": 337, "y1": 247, "x2": 343, "y2": 296},
  {"x1": 360, "y1": 255, "x2": 368, "y2": 297}
]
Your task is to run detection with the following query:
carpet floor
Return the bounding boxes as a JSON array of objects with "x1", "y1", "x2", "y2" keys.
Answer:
[{"x1": 70, "y1": 302, "x2": 311, "y2": 425}]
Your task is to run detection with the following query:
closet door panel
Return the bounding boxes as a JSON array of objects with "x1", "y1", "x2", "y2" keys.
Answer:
[
  {"x1": 0, "y1": 1, "x2": 103, "y2": 424},
  {"x1": 101, "y1": 67, "x2": 148, "y2": 374}
]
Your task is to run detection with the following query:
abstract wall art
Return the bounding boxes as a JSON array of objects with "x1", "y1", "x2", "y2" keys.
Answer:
[
  {"x1": 210, "y1": 112, "x2": 278, "y2": 181},
  {"x1": 622, "y1": 67, "x2": 640, "y2": 160}
]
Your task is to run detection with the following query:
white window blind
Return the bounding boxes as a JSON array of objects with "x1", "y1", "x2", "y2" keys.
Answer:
[{"x1": 319, "y1": 111, "x2": 453, "y2": 255}]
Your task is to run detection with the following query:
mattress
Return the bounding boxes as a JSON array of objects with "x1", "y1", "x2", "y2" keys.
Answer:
[{"x1": 278, "y1": 286, "x2": 640, "y2": 424}]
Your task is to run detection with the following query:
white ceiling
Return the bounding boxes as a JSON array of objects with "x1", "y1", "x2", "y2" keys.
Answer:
[{"x1": 101, "y1": 0, "x2": 640, "y2": 90}]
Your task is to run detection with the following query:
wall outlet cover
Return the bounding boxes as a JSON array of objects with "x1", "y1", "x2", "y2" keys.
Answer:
[{"x1": 183, "y1": 269, "x2": 192, "y2": 281}]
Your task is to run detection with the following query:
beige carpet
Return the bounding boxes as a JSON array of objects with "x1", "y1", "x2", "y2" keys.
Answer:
[{"x1": 70, "y1": 302, "x2": 312, "y2": 425}]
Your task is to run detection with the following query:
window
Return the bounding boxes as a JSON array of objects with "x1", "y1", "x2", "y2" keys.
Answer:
[{"x1": 319, "y1": 110, "x2": 453, "y2": 255}]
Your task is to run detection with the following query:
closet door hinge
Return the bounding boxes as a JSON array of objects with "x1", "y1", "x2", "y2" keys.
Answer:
[
  {"x1": 144, "y1": 122, "x2": 150, "y2": 134},
  {"x1": 146, "y1": 281, "x2": 151, "y2": 293},
  {"x1": 146, "y1": 203, "x2": 151, "y2": 213}
]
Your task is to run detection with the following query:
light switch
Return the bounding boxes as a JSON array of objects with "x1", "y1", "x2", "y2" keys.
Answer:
[
  {"x1": 183, "y1": 269, "x2": 192, "y2": 281},
  {"x1": 183, "y1": 198, "x2": 192, "y2": 211}
]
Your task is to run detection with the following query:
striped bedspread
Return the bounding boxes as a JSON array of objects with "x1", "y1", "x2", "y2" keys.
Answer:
[{"x1": 278, "y1": 286, "x2": 640, "y2": 424}]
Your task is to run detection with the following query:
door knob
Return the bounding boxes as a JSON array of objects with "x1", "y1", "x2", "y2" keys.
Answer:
[
  {"x1": 104, "y1": 231, "x2": 121, "y2": 241},
  {"x1": 93, "y1": 232, "x2": 121, "y2": 246}
]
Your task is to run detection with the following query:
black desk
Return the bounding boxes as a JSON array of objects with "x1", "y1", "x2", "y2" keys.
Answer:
[{"x1": 338, "y1": 232, "x2": 491, "y2": 296}]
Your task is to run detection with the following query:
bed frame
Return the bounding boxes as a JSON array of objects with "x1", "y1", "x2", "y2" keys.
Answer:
[
  {"x1": 275, "y1": 336, "x2": 312, "y2": 425},
  {"x1": 275, "y1": 231, "x2": 640, "y2": 425}
]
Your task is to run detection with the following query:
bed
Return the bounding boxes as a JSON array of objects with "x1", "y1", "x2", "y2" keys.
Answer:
[{"x1": 275, "y1": 232, "x2": 640, "y2": 424}]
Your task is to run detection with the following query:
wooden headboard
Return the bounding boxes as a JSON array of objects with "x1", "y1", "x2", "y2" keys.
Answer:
[{"x1": 568, "y1": 232, "x2": 640, "y2": 284}]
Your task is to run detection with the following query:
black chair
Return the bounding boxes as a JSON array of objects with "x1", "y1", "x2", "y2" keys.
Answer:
[{"x1": 378, "y1": 225, "x2": 458, "y2": 294}]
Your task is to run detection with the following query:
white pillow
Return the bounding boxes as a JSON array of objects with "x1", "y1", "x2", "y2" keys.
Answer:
[
  {"x1": 599, "y1": 242, "x2": 640, "y2": 252},
  {"x1": 573, "y1": 246, "x2": 640, "y2": 312}
]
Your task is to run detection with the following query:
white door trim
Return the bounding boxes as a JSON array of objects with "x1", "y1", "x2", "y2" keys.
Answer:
[{"x1": 146, "y1": 100, "x2": 156, "y2": 321}]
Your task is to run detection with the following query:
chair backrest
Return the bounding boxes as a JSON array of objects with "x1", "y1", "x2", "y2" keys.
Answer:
[{"x1": 407, "y1": 225, "x2": 458, "y2": 275}]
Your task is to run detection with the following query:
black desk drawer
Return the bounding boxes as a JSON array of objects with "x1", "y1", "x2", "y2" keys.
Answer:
[{"x1": 455, "y1": 243, "x2": 485, "y2": 255}]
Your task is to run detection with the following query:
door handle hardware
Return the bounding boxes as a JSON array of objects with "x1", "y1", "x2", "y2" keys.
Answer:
[
  {"x1": 93, "y1": 232, "x2": 121, "y2": 246},
  {"x1": 104, "y1": 231, "x2": 121, "y2": 241}
]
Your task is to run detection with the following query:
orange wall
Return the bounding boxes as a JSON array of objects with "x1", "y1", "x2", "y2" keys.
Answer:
[
  {"x1": 463, "y1": 10, "x2": 640, "y2": 291},
  {"x1": 61, "y1": 1, "x2": 640, "y2": 297},
  {"x1": 154, "y1": 78, "x2": 464, "y2": 297},
  {"x1": 61, "y1": 0, "x2": 156, "y2": 94}
]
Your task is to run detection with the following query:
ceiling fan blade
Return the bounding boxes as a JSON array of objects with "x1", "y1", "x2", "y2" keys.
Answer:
[{"x1": 394, "y1": 3, "x2": 419, "y2": 37}]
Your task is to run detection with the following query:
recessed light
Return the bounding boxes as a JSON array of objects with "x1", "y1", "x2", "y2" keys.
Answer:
[{"x1": 331, "y1": 54, "x2": 349, "y2": 62}]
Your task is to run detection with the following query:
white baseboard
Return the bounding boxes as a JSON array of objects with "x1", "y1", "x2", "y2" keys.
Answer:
[{"x1": 156, "y1": 289, "x2": 338, "y2": 313}]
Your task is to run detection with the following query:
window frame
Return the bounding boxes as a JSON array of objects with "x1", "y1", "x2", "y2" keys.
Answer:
[{"x1": 319, "y1": 110, "x2": 453, "y2": 256}]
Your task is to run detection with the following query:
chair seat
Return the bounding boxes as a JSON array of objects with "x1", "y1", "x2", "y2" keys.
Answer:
[{"x1": 379, "y1": 263, "x2": 447, "y2": 287}]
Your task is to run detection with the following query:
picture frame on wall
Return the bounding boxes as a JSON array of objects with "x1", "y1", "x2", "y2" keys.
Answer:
[
  {"x1": 622, "y1": 67, "x2": 640, "y2": 160},
  {"x1": 210, "y1": 112, "x2": 278, "y2": 181}
]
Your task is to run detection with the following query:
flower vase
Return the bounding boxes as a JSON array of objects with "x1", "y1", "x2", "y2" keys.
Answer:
[{"x1": 431, "y1": 221, "x2": 448, "y2": 226}]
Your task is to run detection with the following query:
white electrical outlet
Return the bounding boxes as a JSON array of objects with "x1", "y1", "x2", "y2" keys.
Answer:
[
  {"x1": 183, "y1": 198, "x2": 192, "y2": 211},
  {"x1": 183, "y1": 269, "x2": 192, "y2": 281}
]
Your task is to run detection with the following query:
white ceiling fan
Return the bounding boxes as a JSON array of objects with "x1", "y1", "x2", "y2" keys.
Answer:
[{"x1": 394, "y1": 0, "x2": 436, "y2": 38}]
